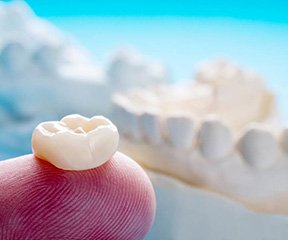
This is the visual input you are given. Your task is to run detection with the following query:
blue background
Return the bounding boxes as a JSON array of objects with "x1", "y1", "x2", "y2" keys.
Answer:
[
  {"x1": 18, "y1": 0, "x2": 287, "y2": 118},
  {"x1": 0, "y1": 0, "x2": 288, "y2": 159},
  {"x1": 20, "y1": 0, "x2": 288, "y2": 24}
]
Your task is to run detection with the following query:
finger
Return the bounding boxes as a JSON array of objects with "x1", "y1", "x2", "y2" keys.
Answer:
[{"x1": 0, "y1": 152, "x2": 156, "y2": 240}]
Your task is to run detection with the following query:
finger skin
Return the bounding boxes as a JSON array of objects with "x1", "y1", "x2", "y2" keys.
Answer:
[{"x1": 0, "y1": 152, "x2": 156, "y2": 240}]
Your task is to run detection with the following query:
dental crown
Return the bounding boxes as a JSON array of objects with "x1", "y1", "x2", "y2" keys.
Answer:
[
  {"x1": 112, "y1": 59, "x2": 288, "y2": 214},
  {"x1": 32, "y1": 114, "x2": 119, "y2": 170}
]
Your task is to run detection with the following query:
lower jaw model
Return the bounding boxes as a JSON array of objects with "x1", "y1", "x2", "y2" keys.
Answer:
[{"x1": 112, "y1": 59, "x2": 288, "y2": 238}]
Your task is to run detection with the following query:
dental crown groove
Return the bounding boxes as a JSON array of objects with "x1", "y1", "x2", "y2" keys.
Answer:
[{"x1": 32, "y1": 114, "x2": 119, "y2": 170}]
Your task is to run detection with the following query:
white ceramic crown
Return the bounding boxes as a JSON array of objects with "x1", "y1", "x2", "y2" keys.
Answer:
[{"x1": 32, "y1": 114, "x2": 119, "y2": 170}]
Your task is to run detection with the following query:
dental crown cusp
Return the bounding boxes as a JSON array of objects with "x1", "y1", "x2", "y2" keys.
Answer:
[{"x1": 32, "y1": 114, "x2": 119, "y2": 171}]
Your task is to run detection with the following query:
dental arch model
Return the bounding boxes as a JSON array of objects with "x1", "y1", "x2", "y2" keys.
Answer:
[
  {"x1": 112, "y1": 59, "x2": 288, "y2": 214},
  {"x1": 0, "y1": 114, "x2": 156, "y2": 240},
  {"x1": 0, "y1": 1, "x2": 170, "y2": 159}
]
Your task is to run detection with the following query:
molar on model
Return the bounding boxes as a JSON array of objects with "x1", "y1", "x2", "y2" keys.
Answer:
[
  {"x1": 166, "y1": 115, "x2": 195, "y2": 149},
  {"x1": 238, "y1": 125, "x2": 278, "y2": 168},
  {"x1": 107, "y1": 48, "x2": 168, "y2": 91},
  {"x1": 199, "y1": 117, "x2": 233, "y2": 160},
  {"x1": 32, "y1": 44, "x2": 63, "y2": 73},
  {"x1": 0, "y1": 41, "x2": 29, "y2": 74},
  {"x1": 112, "y1": 102, "x2": 130, "y2": 135},
  {"x1": 32, "y1": 114, "x2": 119, "y2": 170},
  {"x1": 281, "y1": 128, "x2": 288, "y2": 154},
  {"x1": 112, "y1": 94, "x2": 143, "y2": 140},
  {"x1": 139, "y1": 111, "x2": 163, "y2": 145},
  {"x1": 123, "y1": 110, "x2": 142, "y2": 140}
]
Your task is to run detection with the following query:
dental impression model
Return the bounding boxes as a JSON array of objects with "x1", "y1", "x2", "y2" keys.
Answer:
[
  {"x1": 107, "y1": 48, "x2": 168, "y2": 92},
  {"x1": 0, "y1": 114, "x2": 156, "y2": 240},
  {"x1": 112, "y1": 59, "x2": 288, "y2": 215},
  {"x1": 0, "y1": 1, "x2": 169, "y2": 159},
  {"x1": 0, "y1": 1, "x2": 104, "y2": 118}
]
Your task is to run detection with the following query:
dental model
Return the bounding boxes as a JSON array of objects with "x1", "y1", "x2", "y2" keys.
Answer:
[
  {"x1": 0, "y1": 1, "x2": 103, "y2": 81},
  {"x1": 112, "y1": 59, "x2": 288, "y2": 215},
  {"x1": 107, "y1": 48, "x2": 168, "y2": 92},
  {"x1": 0, "y1": 1, "x2": 170, "y2": 159},
  {"x1": 0, "y1": 1, "x2": 104, "y2": 121},
  {"x1": 0, "y1": 115, "x2": 156, "y2": 240}
]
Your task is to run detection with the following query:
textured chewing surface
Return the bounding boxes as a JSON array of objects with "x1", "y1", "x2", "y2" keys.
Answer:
[{"x1": 0, "y1": 152, "x2": 156, "y2": 240}]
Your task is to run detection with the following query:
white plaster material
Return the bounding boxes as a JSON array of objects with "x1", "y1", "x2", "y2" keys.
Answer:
[
  {"x1": 139, "y1": 111, "x2": 162, "y2": 145},
  {"x1": 281, "y1": 128, "x2": 288, "y2": 154},
  {"x1": 166, "y1": 116, "x2": 195, "y2": 149},
  {"x1": 111, "y1": 58, "x2": 288, "y2": 215},
  {"x1": 199, "y1": 117, "x2": 233, "y2": 160},
  {"x1": 145, "y1": 170, "x2": 288, "y2": 240},
  {"x1": 107, "y1": 48, "x2": 168, "y2": 91},
  {"x1": 0, "y1": 41, "x2": 29, "y2": 75},
  {"x1": 238, "y1": 126, "x2": 278, "y2": 168}
]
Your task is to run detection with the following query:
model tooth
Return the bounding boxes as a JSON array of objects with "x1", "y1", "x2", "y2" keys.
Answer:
[
  {"x1": 123, "y1": 109, "x2": 142, "y2": 140},
  {"x1": 107, "y1": 49, "x2": 168, "y2": 91},
  {"x1": 113, "y1": 105, "x2": 141, "y2": 140},
  {"x1": 0, "y1": 41, "x2": 29, "y2": 74},
  {"x1": 112, "y1": 102, "x2": 129, "y2": 134},
  {"x1": 33, "y1": 44, "x2": 62, "y2": 73},
  {"x1": 238, "y1": 126, "x2": 278, "y2": 168},
  {"x1": 139, "y1": 111, "x2": 162, "y2": 145},
  {"x1": 196, "y1": 59, "x2": 239, "y2": 84},
  {"x1": 199, "y1": 118, "x2": 233, "y2": 160},
  {"x1": 281, "y1": 128, "x2": 288, "y2": 154},
  {"x1": 32, "y1": 114, "x2": 119, "y2": 171},
  {"x1": 112, "y1": 94, "x2": 142, "y2": 140},
  {"x1": 166, "y1": 116, "x2": 194, "y2": 149}
]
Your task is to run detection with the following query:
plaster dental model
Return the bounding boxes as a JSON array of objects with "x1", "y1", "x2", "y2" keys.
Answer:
[
  {"x1": 0, "y1": 1, "x2": 169, "y2": 159},
  {"x1": 0, "y1": 115, "x2": 156, "y2": 240},
  {"x1": 0, "y1": 1, "x2": 104, "y2": 117},
  {"x1": 107, "y1": 48, "x2": 168, "y2": 92},
  {"x1": 112, "y1": 59, "x2": 288, "y2": 215}
]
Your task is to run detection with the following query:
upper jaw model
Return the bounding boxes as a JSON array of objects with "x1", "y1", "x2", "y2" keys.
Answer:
[
  {"x1": 0, "y1": 1, "x2": 170, "y2": 159},
  {"x1": 112, "y1": 59, "x2": 288, "y2": 214}
]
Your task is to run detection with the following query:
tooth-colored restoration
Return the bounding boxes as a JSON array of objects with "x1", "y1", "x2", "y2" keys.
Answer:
[
  {"x1": 32, "y1": 114, "x2": 119, "y2": 170},
  {"x1": 0, "y1": 113, "x2": 156, "y2": 239},
  {"x1": 199, "y1": 117, "x2": 233, "y2": 160},
  {"x1": 112, "y1": 59, "x2": 288, "y2": 215}
]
